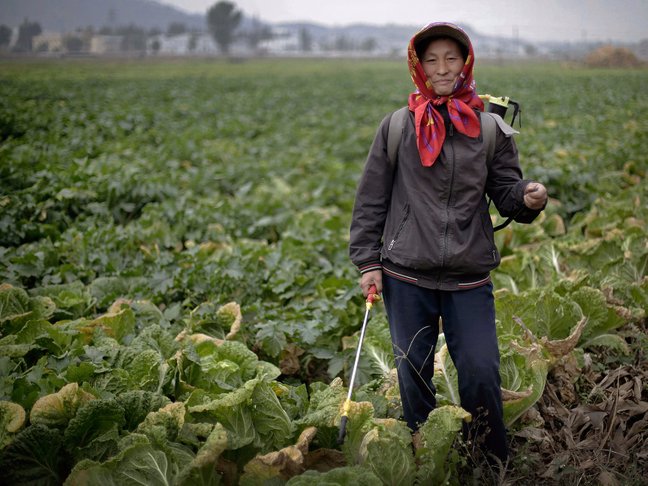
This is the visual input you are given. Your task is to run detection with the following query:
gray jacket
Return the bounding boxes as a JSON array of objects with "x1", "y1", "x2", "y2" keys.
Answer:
[{"x1": 349, "y1": 106, "x2": 542, "y2": 290}]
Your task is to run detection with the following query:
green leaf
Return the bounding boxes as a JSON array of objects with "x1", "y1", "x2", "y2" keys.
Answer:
[
  {"x1": 296, "y1": 378, "x2": 346, "y2": 429},
  {"x1": 185, "y1": 339, "x2": 279, "y2": 393},
  {"x1": 285, "y1": 465, "x2": 381, "y2": 486},
  {"x1": 130, "y1": 324, "x2": 179, "y2": 360},
  {"x1": 29, "y1": 281, "x2": 91, "y2": 320},
  {"x1": 432, "y1": 340, "x2": 460, "y2": 407},
  {"x1": 186, "y1": 379, "x2": 258, "y2": 450},
  {"x1": 15, "y1": 318, "x2": 71, "y2": 354},
  {"x1": 0, "y1": 334, "x2": 33, "y2": 358},
  {"x1": 273, "y1": 382, "x2": 309, "y2": 421},
  {"x1": 250, "y1": 380, "x2": 296, "y2": 452},
  {"x1": 0, "y1": 424, "x2": 67, "y2": 486},
  {"x1": 496, "y1": 288, "x2": 582, "y2": 341},
  {"x1": 362, "y1": 424, "x2": 417, "y2": 486},
  {"x1": 581, "y1": 334, "x2": 630, "y2": 354},
  {"x1": 177, "y1": 423, "x2": 228, "y2": 486},
  {"x1": 415, "y1": 405, "x2": 472, "y2": 485},
  {"x1": 0, "y1": 284, "x2": 32, "y2": 325},
  {"x1": 340, "y1": 400, "x2": 375, "y2": 465},
  {"x1": 63, "y1": 398, "x2": 127, "y2": 462},
  {"x1": 88, "y1": 277, "x2": 130, "y2": 310},
  {"x1": 118, "y1": 390, "x2": 172, "y2": 431},
  {"x1": 0, "y1": 400, "x2": 26, "y2": 448},
  {"x1": 136, "y1": 402, "x2": 185, "y2": 444},
  {"x1": 186, "y1": 301, "x2": 242, "y2": 340},
  {"x1": 89, "y1": 307, "x2": 137, "y2": 343},
  {"x1": 65, "y1": 440, "x2": 191, "y2": 486},
  {"x1": 0, "y1": 283, "x2": 55, "y2": 334},
  {"x1": 255, "y1": 320, "x2": 287, "y2": 358},
  {"x1": 571, "y1": 286, "x2": 625, "y2": 341},
  {"x1": 124, "y1": 348, "x2": 167, "y2": 392},
  {"x1": 500, "y1": 346, "x2": 549, "y2": 427},
  {"x1": 30, "y1": 382, "x2": 96, "y2": 429}
]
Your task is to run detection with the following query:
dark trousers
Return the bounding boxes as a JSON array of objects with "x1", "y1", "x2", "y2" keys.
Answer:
[{"x1": 382, "y1": 274, "x2": 508, "y2": 461}]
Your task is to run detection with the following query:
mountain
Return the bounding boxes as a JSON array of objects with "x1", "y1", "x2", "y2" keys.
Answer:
[{"x1": 0, "y1": 0, "x2": 205, "y2": 32}]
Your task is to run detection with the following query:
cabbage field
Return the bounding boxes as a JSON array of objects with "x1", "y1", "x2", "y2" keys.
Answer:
[{"x1": 0, "y1": 58, "x2": 646, "y2": 485}]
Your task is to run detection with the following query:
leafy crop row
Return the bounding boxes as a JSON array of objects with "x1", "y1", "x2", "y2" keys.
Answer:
[{"x1": 0, "y1": 59, "x2": 646, "y2": 484}]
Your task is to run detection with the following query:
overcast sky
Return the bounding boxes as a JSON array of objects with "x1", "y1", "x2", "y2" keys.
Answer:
[{"x1": 160, "y1": 0, "x2": 647, "y2": 42}]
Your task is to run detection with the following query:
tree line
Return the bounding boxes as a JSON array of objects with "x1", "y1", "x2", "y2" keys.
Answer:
[
  {"x1": 0, "y1": 1, "x2": 378, "y2": 55},
  {"x1": 0, "y1": 2, "x2": 265, "y2": 55}
]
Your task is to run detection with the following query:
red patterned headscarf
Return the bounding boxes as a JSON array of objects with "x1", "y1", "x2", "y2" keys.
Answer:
[{"x1": 407, "y1": 22, "x2": 484, "y2": 167}]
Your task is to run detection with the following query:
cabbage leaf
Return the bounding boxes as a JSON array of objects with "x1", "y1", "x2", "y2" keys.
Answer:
[
  {"x1": 63, "y1": 398, "x2": 126, "y2": 462},
  {"x1": 30, "y1": 382, "x2": 96, "y2": 429},
  {"x1": 285, "y1": 465, "x2": 381, "y2": 486},
  {"x1": 416, "y1": 405, "x2": 472, "y2": 485},
  {"x1": 0, "y1": 424, "x2": 67, "y2": 486}
]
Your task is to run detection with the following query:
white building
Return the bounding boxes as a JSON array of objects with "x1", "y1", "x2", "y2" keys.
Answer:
[
  {"x1": 32, "y1": 32, "x2": 65, "y2": 52},
  {"x1": 90, "y1": 35, "x2": 122, "y2": 54}
]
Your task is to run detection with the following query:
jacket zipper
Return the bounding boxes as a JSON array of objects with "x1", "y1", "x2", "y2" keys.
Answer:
[
  {"x1": 439, "y1": 123, "x2": 455, "y2": 271},
  {"x1": 388, "y1": 204, "x2": 410, "y2": 250}
]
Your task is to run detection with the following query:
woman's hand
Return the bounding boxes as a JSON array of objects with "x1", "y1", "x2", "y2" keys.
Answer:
[
  {"x1": 360, "y1": 270, "x2": 382, "y2": 297},
  {"x1": 524, "y1": 182, "x2": 548, "y2": 210}
]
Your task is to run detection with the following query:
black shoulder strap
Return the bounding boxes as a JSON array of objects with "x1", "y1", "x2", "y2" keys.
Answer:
[
  {"x1": 481, "y1": 112, "x2": 497, "y2": 163},
  {"x1": 481, "y1": 112, "x2": 521, "y2": 232},
  {"x1": 387, "y1": 106, "x2": 409, "y2": 167}
]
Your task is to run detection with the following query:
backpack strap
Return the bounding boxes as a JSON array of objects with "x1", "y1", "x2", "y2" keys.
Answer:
[
  {"x1": 480, "y1": 111, "x2": 518, "y2": 160},
  {"x1": 387, "y1": 108, "x2": 516, "y2": 167},
  {"x1": 481, "y1": 112, "x2": 521, "y2": 232},
  {"x1": 481, "y1": 112, "x2": 497, "y2": 163},
  {"x1": 387, "y1": 106, "x2": 409, "y2": 167}
]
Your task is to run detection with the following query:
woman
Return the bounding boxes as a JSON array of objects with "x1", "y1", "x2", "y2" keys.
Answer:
[{"x1": 349, "y1": 22, "x2": 547, "y2": 462}]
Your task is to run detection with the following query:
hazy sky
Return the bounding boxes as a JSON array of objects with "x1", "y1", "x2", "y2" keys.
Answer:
[{"x1": 160, "y1": 0, "x2": 647, "y2": 42}]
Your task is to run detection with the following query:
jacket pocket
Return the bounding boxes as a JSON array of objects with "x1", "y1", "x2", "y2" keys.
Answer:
[
  {"x1": 480, "y1": 211, "x2": 499, "y2": 264},
  {"x1": 387, "y1": 203, "x2": 410, "y2": 251}
]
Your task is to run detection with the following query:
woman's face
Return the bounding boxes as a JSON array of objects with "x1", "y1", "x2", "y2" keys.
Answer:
[{"x1": 420, "y1": 38, "x2": 465, "y2": 96}]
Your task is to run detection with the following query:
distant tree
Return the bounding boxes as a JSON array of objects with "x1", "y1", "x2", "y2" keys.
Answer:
[
  {"x1": 0, "y1": 25, "x2": 11, "y2": 49},
  {"x1": 207, "y1": 1, "x2": 242, "y2": 55},
  {"x1": 334, "y1": 35, "x2": 353, "y2": 51},
  {"x1": 99, "y1": 26, "x2": 113, "y2": 35},
  {"x1": 524, "y1": 44, "x2": 538, "y2": 57},
  {"x1": 148, "y1": 27, "x2": 162, "y2": 37},
  {"x1": 167, "y1": 22, "x2": 187, "y2": 36},
  {"x1": 150, "y1": 39, "x2": 161, "y2": 55},
  {"x1": 14, "y1": 19, "x2": 42, "y2": 52},
  {"x1": 299, "y1": 28, "x2": 313, "y2": 52},
  {"x1": 359, "y1": 37, "x2": 377, "y2": 52},
  {"x1": 188, "y1": 32, "x2": 199, "y2": 52},
  {"x1": 244, "y1": 17, "x2": 272, "y2": 51}
]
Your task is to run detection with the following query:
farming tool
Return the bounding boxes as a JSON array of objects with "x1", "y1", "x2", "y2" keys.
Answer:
[
  {"x1": 479, "y1": 94, "x2": 521, "y2": 127},
  {"x1": 480, "y1": 93, "x2": 525, "y2": 232},
  {"x1": 337, "y1": 284, "x2": 381, "y2": 445}
]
